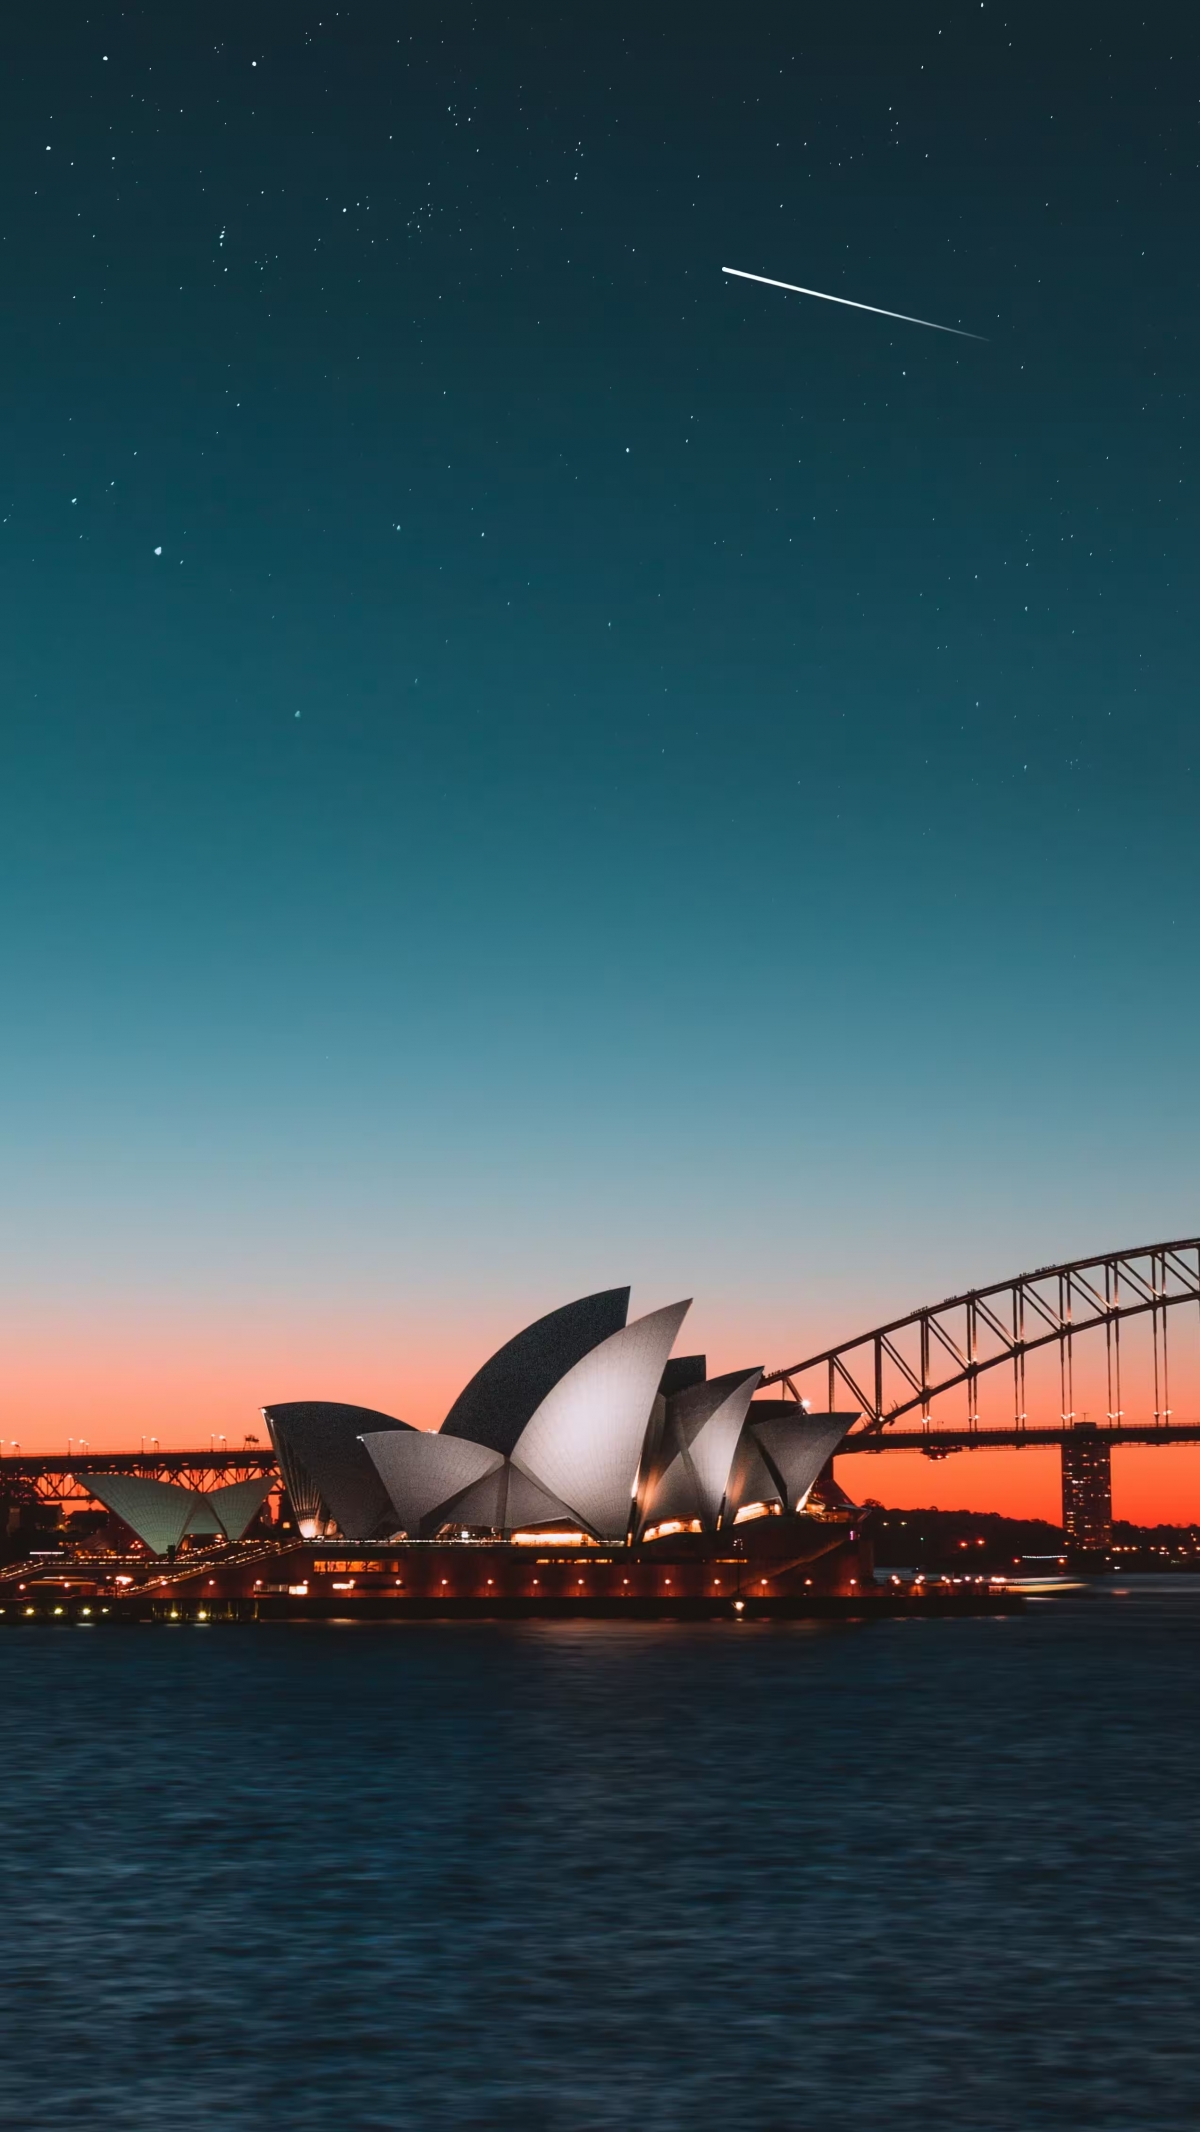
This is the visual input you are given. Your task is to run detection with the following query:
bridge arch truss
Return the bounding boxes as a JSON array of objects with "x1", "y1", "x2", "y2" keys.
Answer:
[{"x1": 761, "y1": 1239, "x2": 1200, "y2": 1441}]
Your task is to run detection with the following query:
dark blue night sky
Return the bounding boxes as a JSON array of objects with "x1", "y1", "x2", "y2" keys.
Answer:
[{"x1": 2, "y1": 5, "x2": 1198, "y2": 1504}]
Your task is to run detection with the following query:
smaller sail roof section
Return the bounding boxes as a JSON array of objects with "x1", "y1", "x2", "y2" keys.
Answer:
[
  {"x1": 87, "y1": 1474, "x2": 203, "y2": 1556},
  {"x1": 264, "y1": 1403, "x2": 410, "y2": 1540},
  {"x1": 183, "y1": 1498, "x2": 224, "y2": 1538},
  {"x1": 724, "y1": 1432, "x2": 785, "y2": 1519},
  {"x1": 207, "y1": 1474, "x2": 274, "y2": 1542},
  {"x1": 432, "y1": 1461, "x2": 579, "y2": 1537},
  {"x1": 499, "y1": 1464, "x2": 579, "y2": 1533},
  {"x1": 644, "y1": 1368, "x2": 762, "y2": 1531},
  {"x1": 513, "y1": 1300, "x2": 691, "y2": 1540},
  {"x1": 263, "y1": 1411, "x2": 322, "y2": 1527},
  {"x1": 748, "y1": 1410, "x2": 859, "y2": 1511},
  {"x1": 439, "y1": 1288, "x2": 631, "y2": 1458},
  {"x1": 361, "y1": 1430, "x2": 503, "y2": 1536},
  {"x1": 659, "y1": 1356, "x2": 707, "y2": 1398},
  {"x1": 423, "y1": 1460, "x2": 508, "y2": 1534}
]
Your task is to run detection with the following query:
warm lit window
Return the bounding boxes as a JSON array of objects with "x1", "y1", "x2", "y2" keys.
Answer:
[{"x1": 510, "y1": 1530, "x2": 593, "y2": 1546}]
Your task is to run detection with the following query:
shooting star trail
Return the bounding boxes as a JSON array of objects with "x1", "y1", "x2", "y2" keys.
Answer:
[{"x1": 722, "y1": 266, "x2": 986, "y2": 340}]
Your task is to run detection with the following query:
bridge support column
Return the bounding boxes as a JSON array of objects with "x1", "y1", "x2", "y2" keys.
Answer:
[{"x1": 1061, "y1": 1425, "x2": 1112, "y2": 1554}]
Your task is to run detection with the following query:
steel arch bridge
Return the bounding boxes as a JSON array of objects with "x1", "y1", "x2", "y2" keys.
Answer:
[{"x1": 761, "y1": 1238, "x2": 1200, "y2": 1452}]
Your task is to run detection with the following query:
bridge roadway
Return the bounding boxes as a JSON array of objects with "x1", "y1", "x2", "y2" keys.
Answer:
[{"x1": 838, "y1": 1421, "x2": 1200, "y2": 1455}]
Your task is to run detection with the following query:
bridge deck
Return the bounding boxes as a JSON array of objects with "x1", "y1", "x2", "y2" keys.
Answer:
[{"x1": 840, "y1": 1423, "x2": 1200, "y2": 1453}]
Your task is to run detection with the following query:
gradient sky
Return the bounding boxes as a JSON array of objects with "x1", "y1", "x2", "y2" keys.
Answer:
[{"x1": 2, "y1": 4, "x2": 1198, "y2": 1521}]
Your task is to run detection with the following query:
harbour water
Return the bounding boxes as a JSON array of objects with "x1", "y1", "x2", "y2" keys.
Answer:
[{"x1": 3, "y1": 1582, "x2": 1197, "y2": 2129}]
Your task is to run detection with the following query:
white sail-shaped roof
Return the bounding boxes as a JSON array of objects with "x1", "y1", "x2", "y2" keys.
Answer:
[
  {"x1": 689, "y1": 1369, "x2": 762, "y2": 1522},
  {"x1": 183, "y1": 1498, "x2": 224, "y2": 1538},
  {"x1": 207, "y1": 1475, "x2": 275, "y2": 1542},
  {"x1": 723, "y1": 1432, "x2": 785, "y2": 1519},
  {"x1": 499, "y1": 1463, "x2": 579, "y2": 1532},
  {"x1": 512, "y1": 1300, "x2": 691, "y2": 1540},
  {"x1": 749, "y1": 1411, "x2": 859, "y2": 1511},
  {"x1": 645, "y1": 1368, "x2": 762, "y2": 1531},
  {"x1": 438, "y1": 1461, "x2": 579, "y2": 1535},
  {"x1": 87, "y1": 1473, "x2": 203, "y2": 1556},
  {"x1": 264, "y1": 1403, "x2": 407, "y2": 1540},
  {"x1": 361, "y1": 1430, "x2": 503, "y2": 1536},
  {"x1": 439, "y1": 1288, "x2": 630, "y2": 1455}
]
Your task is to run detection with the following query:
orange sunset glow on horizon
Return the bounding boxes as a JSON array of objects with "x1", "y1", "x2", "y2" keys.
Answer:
[{"x1": 4, "y1": 1290, "x2": 1200, "y2": 1527}]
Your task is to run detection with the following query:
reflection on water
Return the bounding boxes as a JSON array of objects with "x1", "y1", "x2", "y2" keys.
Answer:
[{"x1": 3, "y1": 1586, "x2": 1197, "y2": 2129}]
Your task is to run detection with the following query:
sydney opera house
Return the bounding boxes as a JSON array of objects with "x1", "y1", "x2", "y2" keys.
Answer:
[
  {"x1": 77, "y1": 1290, "x2": 869, "y2": 1614},
  {"x1": 244, "y1": 1289, "x2": 868, "y2": 1611},
  {"x1": 264, "y1": 1289, "x2": 855, "y2": 1549}
]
